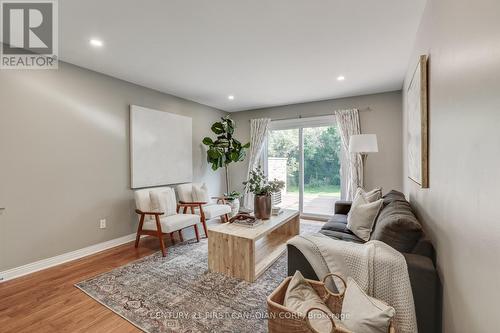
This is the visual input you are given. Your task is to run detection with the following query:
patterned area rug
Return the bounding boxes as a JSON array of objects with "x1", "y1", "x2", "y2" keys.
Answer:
[{"x1": 76, "y1": 221, "x2": 322, "y2": 333}]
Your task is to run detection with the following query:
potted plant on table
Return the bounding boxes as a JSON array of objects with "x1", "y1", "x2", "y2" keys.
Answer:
[
  {"x1": 243, "y1": 166, "x2": 285, "y2": 220},
  {"x1": 223, "y1": 191, "x2": 241, "y2": 217}
]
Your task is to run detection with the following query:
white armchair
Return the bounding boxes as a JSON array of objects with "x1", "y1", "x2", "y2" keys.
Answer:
[
  {"x1": 134, "y1": 186, "x2": 201, "y2": 257},
  {"x1": 176, "y1": 183, "x2": 232, "y2": 235}
]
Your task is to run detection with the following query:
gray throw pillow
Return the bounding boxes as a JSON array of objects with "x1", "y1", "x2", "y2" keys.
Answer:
[
  {"x1": 370, "y1": 200, "x2": 423, "y2": 252},
  {"x1": 341, "y1": 277, "x2": 395, "y2": 333}
]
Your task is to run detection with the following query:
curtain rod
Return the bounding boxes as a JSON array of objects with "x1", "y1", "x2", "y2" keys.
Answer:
[{"x1": 250, "y1": 107, "x2": 371, "y2": 122}]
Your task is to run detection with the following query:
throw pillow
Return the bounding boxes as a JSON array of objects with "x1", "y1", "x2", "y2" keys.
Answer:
[
  {"x1": 284, "y1": 271, "x2": 341, "y2": 333},
  {"x1": 192, "y1": 183, "x2": 209, "y2": 203},
  {"x1": 370, "y1": 199, "x2": 423, "y2": 252},
  {"x1": 355, "y1": 187, "x2": 382, "y2": 203},
  {"x1": 347, "y1": 198, "x2": 383, "y2": 241},
  {"x1": 150, "y1": 188, "x2": 177, "y2": 216},
  {"x1": 341, "y1": 277, "x2": 395, "y2": 333}
]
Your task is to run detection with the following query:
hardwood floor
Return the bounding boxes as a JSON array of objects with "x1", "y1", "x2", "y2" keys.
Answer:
[
  {"x1": 0, "y1": 236, "x2": 168, "y2": 333},
  {"x1": 0, "y1": 219, "x2": 323, "y2": 332}
]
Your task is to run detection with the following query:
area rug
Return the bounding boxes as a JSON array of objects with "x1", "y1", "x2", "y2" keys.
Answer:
[{"x1": 75, "y1": 221, "x2": 322, "y2": 333}]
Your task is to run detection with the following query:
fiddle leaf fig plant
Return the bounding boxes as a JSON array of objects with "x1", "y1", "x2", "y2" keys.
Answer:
[{"x1": 202, "y1": 116, "x2": 250, "y2": 193}]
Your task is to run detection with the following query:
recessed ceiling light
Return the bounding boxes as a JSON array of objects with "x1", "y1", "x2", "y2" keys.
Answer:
[
  {"x1": 228, "y1": 95, "x2": 235, "y2": 100},
  {"x1": 90, "y1": 39, "x2": 103, "y2": 47},
  {"x1": 337, "y1": 75, "x2": 345, "y2": 81}
]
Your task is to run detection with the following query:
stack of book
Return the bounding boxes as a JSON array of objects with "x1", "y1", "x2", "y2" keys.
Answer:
[
  {"x1": 234, "y1": 217, "x2": 263, "y2": 228},
  {"x1": 272, "y1": 207, "x2": 283, "y2": 216},
  {"x1": 230, "y1": 213, "x2": 263, "y2": 228}
]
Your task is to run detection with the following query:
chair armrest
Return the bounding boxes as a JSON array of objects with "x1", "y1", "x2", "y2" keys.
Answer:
[
  {"x1": 334, "y1": 201, "x2": 352, "y2": 215},
  {"x1": 179, "y1": 201, "x2": 208, "y2": 205},
  {"x1": 177, "y1": 202, "x2": 206, "y2": 218},
  {"x1": 211, "y1": 196, "x2": 232, "y2": 204},
  {"x1": 135, "y1": 209, "x2": 164, "y2": 216}
]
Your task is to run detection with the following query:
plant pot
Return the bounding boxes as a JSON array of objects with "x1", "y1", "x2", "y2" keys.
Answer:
[
  {"x1": 254, "y1": 194, "x2": 272, "y2": 220},
  {"x1": 227, "y1": 198, "x2": 240, "y2": 217}
]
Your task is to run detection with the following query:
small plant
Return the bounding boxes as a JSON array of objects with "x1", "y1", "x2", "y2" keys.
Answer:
[
  {"x1": 224, "y1": 191, "x2": 241, "y2": 201},
  {"x1": 243, "y1": 166, "x2": 285, "y2": 196}
]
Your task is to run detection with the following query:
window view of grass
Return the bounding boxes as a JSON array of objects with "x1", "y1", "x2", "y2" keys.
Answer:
[{"x1": 287, "y1": 184, "x2": 341, "y2": 195}]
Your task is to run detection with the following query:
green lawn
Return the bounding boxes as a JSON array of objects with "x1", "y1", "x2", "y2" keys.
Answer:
[{"x1": 287, "y1": 184, "x2": 340, "y2": 196}]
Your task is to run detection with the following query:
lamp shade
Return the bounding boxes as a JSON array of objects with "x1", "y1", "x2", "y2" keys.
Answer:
[{"x1": 349, "y1": 134, "x2": 378, "y2": 153}]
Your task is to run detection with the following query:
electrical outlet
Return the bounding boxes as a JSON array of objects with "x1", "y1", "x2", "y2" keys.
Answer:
[{"x1": 99, "y1": 219, "x2": 107, "y2": 229}]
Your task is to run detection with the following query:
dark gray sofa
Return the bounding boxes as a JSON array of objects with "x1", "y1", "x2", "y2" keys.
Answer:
[{"x1": 287, "y1": 190, "x2": 441, "y2": 333}]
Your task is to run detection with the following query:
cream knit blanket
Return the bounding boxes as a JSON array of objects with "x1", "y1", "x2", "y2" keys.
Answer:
[{"x1": 288, "y1": 233, "x2": 417, "y2": 333}]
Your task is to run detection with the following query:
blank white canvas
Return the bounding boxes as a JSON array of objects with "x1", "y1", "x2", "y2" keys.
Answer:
[{"x1": 130, "y1": 105, "x2": 192, "y2": 189}]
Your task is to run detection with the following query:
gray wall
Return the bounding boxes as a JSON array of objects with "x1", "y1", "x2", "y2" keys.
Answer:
[
  {"x1": 229, "y1": 91, "x2": 403, "y2": 195},
  {"x1": 0, "y1": 62, "x2": 227, "y2": 271},
  {"x1": 402, "y1": 0, "x2": 500, "y2": 331}
]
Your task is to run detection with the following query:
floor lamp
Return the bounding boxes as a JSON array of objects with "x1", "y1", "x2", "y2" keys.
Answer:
[{"x1": 349, "y1": 134, "x2": 379, "y2": 188}]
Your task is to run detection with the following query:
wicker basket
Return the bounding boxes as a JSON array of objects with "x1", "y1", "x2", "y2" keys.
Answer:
[{"x1": 267, "y1": 273, "x2": 396, "y2": 333}]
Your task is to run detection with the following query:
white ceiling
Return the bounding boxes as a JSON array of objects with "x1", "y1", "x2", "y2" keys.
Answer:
[{"x1": 60, "y1": 0, "x2": 426, "y2": 112}]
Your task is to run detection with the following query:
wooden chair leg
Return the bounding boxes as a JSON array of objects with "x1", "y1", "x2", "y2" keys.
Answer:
[
  {"x1": 154, "y1": 215, "x2": 167, "y2": 257},
  {"x1": 194, "y1": 224, "x2": 200, "y2": 242},
  {"x1": 135, "y1": 214, "x2": 145, "y2": 248},
  {"x1": 170, "y1": 232, "x2": 176, "y2": 245},
  {"x1": 201, "y1": 217, "x2": 208, "y2": 238},
  {"x1": 158, "y1": 233, "x2": 167, "y2": 257},
  {"x1": 179, "y1": 230, "x2": 184, "y2": 242}
]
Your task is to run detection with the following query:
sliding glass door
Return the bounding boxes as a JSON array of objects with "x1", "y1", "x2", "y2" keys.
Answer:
[
  {"x1": 302, "y1": 126, "x2": 341, "y2": 216},
  {"x1": 267, "y1": 128, "x2": 300, "y2": 211},
  {"x1": 265, "y1": 117, "x2": 342, "y2": 218}
]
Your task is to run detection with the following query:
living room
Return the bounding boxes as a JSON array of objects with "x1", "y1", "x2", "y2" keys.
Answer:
[{"x1": 0, "y1": 0, "x2": 498, "y2": 332}]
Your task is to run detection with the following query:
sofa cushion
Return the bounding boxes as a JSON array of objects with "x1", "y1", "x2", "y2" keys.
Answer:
[
  {"x1": 322, "y1": 221, "x2": 350, "y2": 234},
  {"x1": 334, "y1": 200, "x2": 352, "y2": 215},
  {"x1": 370, "y1": 199, "x2": 423, "y2": 253},
  {"x1": 382, "y1": 190, "x2": 407, "y2": 206},
  {"x1": 142, "y1": 213, "x2": 200, "y2": 233},
  {"x1": 319, "y1": 229, "x2": 364, "y2": 243},
  {"x1": 323, "y1": 214, "x2": 349, "y2": 232},
  {"x1": 328, "y1": 214, "x2": 348, "y2": 225},
  {"x1": 195, "y1": 203, "x2": 231, "y2": 219}
]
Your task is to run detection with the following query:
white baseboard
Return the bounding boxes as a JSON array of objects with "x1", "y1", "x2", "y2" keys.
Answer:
[{"x1": 0, "y1": 233, "x2": 138, "y2": 283}]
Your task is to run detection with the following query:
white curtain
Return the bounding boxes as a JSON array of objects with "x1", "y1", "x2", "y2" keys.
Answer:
[
  {"x1": 243, "y1": 118, "x2": 271, "y2": 209},
  {"x1": 335, "y1": 109, "x2": 362, "y2": 200}
]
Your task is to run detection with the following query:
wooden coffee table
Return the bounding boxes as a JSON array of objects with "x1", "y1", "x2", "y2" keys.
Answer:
[{"x1": 207, "y1": 209, "x2": 300, "y2": 282}]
